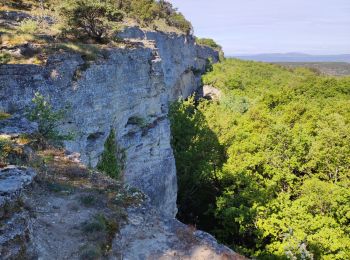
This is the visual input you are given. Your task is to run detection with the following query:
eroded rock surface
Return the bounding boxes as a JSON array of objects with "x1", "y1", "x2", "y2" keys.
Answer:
[
  {"x1": 0, "y1": 166, "x2": 36, "y2": 195},
  {"x1": 0, "y1": 166, "x2": 36, "y2": 259},
  {"x1": 113, "y1": 201, "x2": 245, "y2": 260},
  {"x1": 0, "y1": 115, "x2": 38, "y2": 137},
  {"x1": 0, "y1": 28, "x2": 218, "y2": 217},
  {"x1": 0, "y1": 26, "x2": 238, "y2": 259}
]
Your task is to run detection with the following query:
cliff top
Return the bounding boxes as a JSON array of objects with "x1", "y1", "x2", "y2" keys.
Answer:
[{"x1": 0, "y1": 0, "x2": 200, "y2": 65}]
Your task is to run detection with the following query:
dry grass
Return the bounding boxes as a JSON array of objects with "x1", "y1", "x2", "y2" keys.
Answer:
[{"x1": 1, "y1": 33, "x2": 37, "y2": 47}]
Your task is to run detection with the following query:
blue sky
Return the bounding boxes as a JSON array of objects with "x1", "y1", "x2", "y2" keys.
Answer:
[{"x1": 169, "y1": 0, "x2": 350, "y2": 55}]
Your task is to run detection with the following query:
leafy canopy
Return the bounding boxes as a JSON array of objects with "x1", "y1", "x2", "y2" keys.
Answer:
[{"x1": 171, "y1": 59, "x2": 350, "y2": 259}]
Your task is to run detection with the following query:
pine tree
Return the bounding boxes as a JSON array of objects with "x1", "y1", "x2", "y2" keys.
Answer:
[{"x1": 97, "y1": 129, "x2": 120, "y2": 179}]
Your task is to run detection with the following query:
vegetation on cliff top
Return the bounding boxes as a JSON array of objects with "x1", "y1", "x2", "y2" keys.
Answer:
[
  {"x1": 170, "y1": 59, "x2": 350, "y2": 259},
  {"x1": 0, "y1": 0, "x2": 193, "y2": 64}
]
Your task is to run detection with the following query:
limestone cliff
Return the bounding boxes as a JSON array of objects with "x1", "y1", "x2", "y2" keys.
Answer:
[{"x1": 0, "y1": 28, "x2": 219, "y2": 218}]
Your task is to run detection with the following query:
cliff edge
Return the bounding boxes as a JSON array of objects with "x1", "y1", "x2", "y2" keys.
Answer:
[{"x1": 0, "y1": 26, "x2": 218, "y2": 217}]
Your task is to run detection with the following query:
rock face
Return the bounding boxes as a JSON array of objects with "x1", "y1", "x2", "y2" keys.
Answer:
[
  {"x1": 0, "y1": 166, "x2": 36, "y2": 259},
  {"x1": 0, "y1": 28, "x2": 219, "y2": 217},
  {"x1": 0, "y1": 166, "x2": 36, "y2": 195},
  {"x1": 0, "y1": 115, "x2": 38, "y2": 137},
  {"x1": 113, "y1": 201, "x2": 245, "y2": 260}
]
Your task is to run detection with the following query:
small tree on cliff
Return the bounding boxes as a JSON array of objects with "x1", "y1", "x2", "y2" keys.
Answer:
[
  {"x1": 97, "y1": 129, "x2": 120, "y2": 179},
  {"x1": 60, "y1": 0, "x2": 124, "y2": 42},
  {"x1": 27, "y1": 92, "x2": 73, "y2": 146}
]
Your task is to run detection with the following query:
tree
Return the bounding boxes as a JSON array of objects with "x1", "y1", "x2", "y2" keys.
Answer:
[
  {"x1": 173, "y1": 59, "x2": 350, "y2": 258},
  {"x1": 61, "y1": 0, "x2": 123, "y2": 42},
  {"x1": 97, "y1": 129, "x2": 120, "y2": 179},
  {"x1": 27, "y1": 92, "x2": 72, "y2": 144}
]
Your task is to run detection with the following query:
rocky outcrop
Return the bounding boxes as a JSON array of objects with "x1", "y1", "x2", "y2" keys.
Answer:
[
  {"x1": 114, "y1": 201, "x2": 245, "y2": 260},
  {"x1": 0, "y1": 166, "x2": 36, "y2": 259},
  {"x1": 118, "y1": 26, "x2": 219, "y2": 99},
  {"x1": 0, "y1": 166, "x2": 36, "y2": 196},
  {"x1": 0, "y1": 28, "x2": 219, "y2": 218},
  {"x1": 0, "y1": 115, "x2": 38, "y2": 137}
]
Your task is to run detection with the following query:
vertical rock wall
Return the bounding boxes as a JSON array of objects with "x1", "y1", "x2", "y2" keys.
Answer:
[{"x1": 0, "y1": 29, "x2": 219, "y2": 217}]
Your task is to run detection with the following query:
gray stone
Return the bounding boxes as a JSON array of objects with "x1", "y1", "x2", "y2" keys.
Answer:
[
  {"x1": 0, "y1": 166, "x2": 36, "y2": 196},
  {"x1": 0, "y1": 115, "x2": 38, "y2": 137},
  {"x1": 112, "y1": 201, "x2": 242, "y2": 260},
  {"x1": 0, "y1": 28, "x2": 219, "y2": 218}
]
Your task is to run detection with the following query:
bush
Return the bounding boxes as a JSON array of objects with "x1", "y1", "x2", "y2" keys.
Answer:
[
  {"x1": 196, "y1": 38, "x2": 225, "y2": 60},
  {"x1": 0, "y1": 137, "x2": 11, "y2": 166},
  {"x1": 167, "y1": 12, "x2": 192, "y2": 34},
  {"x1": 0, "y1": 52, "x2": 11, "y2": 64},
  {"x1": 1, "y1": 0, "x2": 32, "y2": 10},
  {"x1": 97, "y1": 129, "x2": 120, "y2": 179},
  {"x1": 128, "y1": 0, "x2": 157, "y2": 24},
  {"x1": 17, "y1": 19, "x2": 39, "y2": 34},
  {"x1": 60, "y1": 0, "x2": 124, "y2": 42},
  {"x1": 27, "y1": 92, "x2": 72, "y2": 144},
  {"x1": 196, "y1": 38, "x2": 221, "y2": 50},
  {"x1": 116, "y1": 0, "x2": 192, "y2": 34}
]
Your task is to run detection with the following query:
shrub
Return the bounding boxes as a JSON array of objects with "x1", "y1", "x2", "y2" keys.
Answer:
[
  {"x1": 117, "y1": 0, "x2": 192, "y2": 34},
  {"x1": 60, "y1": 0, "x2": 124, "y2": 42},
  {"x1": 167, "y1": 12, "x2": 192, "y2": 34},
  {"x1": 128, "y1": 0, "x2": 157, "y2": 24},
  {"x1": 0, "y1": 137, "x2": 12, "y2": 166},
  {"x1": 127, "y1": 116, "x2": 147, "y2": 128},
  {"x1": 1, "y1": 0, "x2": 32, "y2": 10},
  {"x1": 196, "y1": 38, "x2": 221, "y2": 50},
  {"x1": 17, "y1": 19, "x2": 39, "y2": 34},
  {"x1": 196, "y1": 38, "x2": 225, "y2": 60},
  {"x1": 97, "y1": 129, "x2": 120, "y2": 179},
  {"x1": 0, "y1": 52, "x2": 11, "y2": 64},
  {"x1": 27, "y1": 92, "x2": 72, "y2": 144}
]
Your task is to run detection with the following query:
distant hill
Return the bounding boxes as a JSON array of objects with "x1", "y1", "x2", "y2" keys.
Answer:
[
  {"x1": 233, "y1": 53, "x2": 350, "y2": 63},
  {"x1": 276, "y1": 62, "x2": 350, "y2": 76}
]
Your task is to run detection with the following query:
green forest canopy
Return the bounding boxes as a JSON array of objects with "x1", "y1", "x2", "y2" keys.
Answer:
[{"x1": 170, "y1": 59, "x2": 350, "y2": 259}]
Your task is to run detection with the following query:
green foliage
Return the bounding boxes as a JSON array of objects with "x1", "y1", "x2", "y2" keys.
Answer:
[
  {"x1": 196, "y1": 38, "x2": 221, "y2": 50},
  {"x1": 169, "y1": 96, "x2": 226, "y2": 227},
  {"x1": 79, "y1": 245, "x2": 102, "y2": 260},
  {"x1": 196, "y1": 38, "x2": 224, "y2": 60},
  {"x1": 82, "y1": 214, "x2": 109, "y2": 233},
  {"x1": 97, "y1": 129, "x2": 120, "y2": 179},
  {"x1": 81, "y1": 213, "x2": 119, "y2": 256},
  {"x1": 80, "y1": 194, "x2": 97, "y2": 207},
  {"x1": 57, "y1": 0, "x2": 192, "y2": 41},
  {"x1": 0, "y1": 0, "x2": 32, "y2": 10},
  {"x1": 171, "y1": 59, "x2": 350, "y2": 259},
  {"x1": 27, "y1": 92, "x2": 72, "y2": 144},
  {"x1": 60, "y1": 0, "x2": 124, "y2": 42},
  {"x1": 0, "y1": 52, "x2": 11, "y2": 64},
  {"x1": 0, "y1": 137, "x2": 11, "y2": 166},
  {"x1": 166, "y1": 12, "x2": 192, "y2": 34},
  {"x1": 127, "y1": 116, "x2": 147, "y2": 128},
  {"x1": 17, "y1": 19, "x2": 39, "y2": 34},
  {"x1": 117, "y1": 0, "x2": 192, "y2": 34}
]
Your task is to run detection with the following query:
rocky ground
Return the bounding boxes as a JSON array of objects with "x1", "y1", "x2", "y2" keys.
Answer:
[{"x1": 0, "y1": 115, "x2": 245, "y2": 260}]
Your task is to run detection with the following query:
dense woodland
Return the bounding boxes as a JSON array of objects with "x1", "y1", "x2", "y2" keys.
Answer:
[{"x1": 170, "y1": 59, "x2": 350, "y2": 259}]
